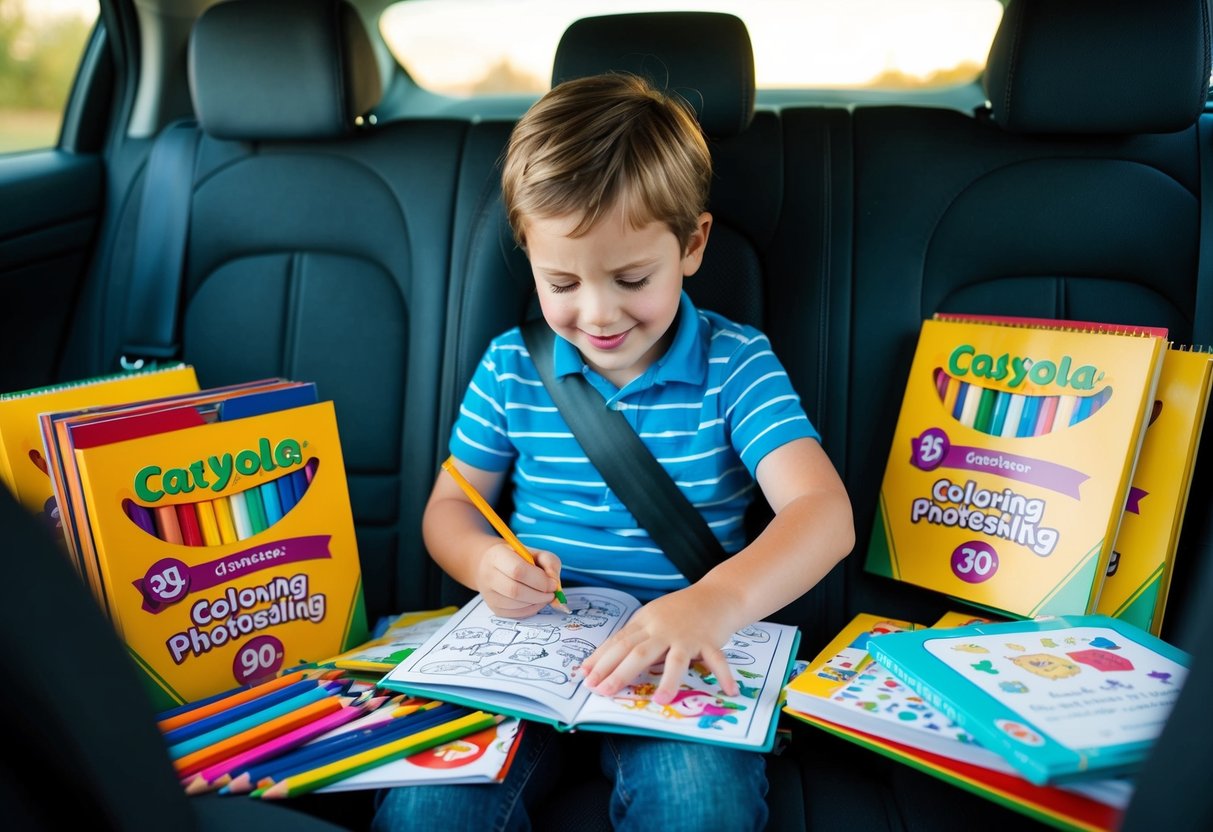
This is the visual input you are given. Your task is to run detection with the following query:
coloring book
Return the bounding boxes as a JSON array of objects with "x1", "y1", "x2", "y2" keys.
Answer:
[
  {"x1": 379, "y1": 588, "x2": 799, "y2": 752},
  {"x1": 866, "y1": 615, "x2": 1189, "y2": 785},
  {"x1": 783, "y1": 611, "x2": 1132, "y2": 810}
]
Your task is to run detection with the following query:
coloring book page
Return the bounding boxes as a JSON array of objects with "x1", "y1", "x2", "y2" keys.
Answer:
[{"x1": 384, "y1": 587, "x2": 641, "y2": 723}]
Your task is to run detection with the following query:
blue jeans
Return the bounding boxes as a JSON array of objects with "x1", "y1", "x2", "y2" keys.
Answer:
[{"x1": 371, "y1": 724, "x2": 769, "y2": 832}]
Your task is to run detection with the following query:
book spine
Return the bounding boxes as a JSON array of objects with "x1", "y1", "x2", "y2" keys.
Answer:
[{"x1": 868, "y1": 642, "x2": 1049, "y2": 785}]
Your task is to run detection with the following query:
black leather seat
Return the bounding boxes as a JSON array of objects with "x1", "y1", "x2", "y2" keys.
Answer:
[{"x1": 64, "y1": 0, "x2": 476, "y2": 624}]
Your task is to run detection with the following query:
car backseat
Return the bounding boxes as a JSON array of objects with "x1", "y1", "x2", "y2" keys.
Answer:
[{"x1": 46, "y1": 0, "x2": 1213, "y2": 829}]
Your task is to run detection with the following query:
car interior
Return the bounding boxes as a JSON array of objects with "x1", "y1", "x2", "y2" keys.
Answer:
[{"x1": 2, "y1": 0, "x2": 1212, "y2": 829}]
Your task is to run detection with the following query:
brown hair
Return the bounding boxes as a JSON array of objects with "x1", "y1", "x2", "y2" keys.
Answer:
[{"x1": 501, "y1": 72, "x2": 711, "y2": 251}]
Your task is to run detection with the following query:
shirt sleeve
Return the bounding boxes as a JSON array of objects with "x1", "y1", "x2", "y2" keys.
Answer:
[
  {"x1": 448, "y1": 338, "x2": 518, "y2": 472},
  {"x1": 720, "y1": 329, "x2": 820, "y2": 474}
]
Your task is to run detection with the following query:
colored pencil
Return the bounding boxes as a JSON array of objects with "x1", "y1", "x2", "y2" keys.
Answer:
[
  {"x1": 276, "y1": 474, "x2": 296, "y2": 515},
  {"x1": 304, "y1": 458, "x2": 317, "y2": 482},
  {"x1": 942, "y1": 376, "x2": 960, "y2": 415},
  {"x1": 959, "y1": 382, "x2": 982, "y2": 427},
  {"x1": 1052, "y1": 395, "x2": 1077, "y2": 432},
  {"x1": 152, "y1": 504, "x2": 183, "y2": 544},
  {"x1": 195, "y1": 499, "x2": 221, "y2": 545},
  {"x1": 169, "y1": 682, "x2": 337, "y2": 759},
  {"x1": 229, "y1": 490, "x2": 252, "y2": 539},
  {"x1": 260, "y1": 480, "x2": 283, "y2": 526},
  {"x1": 1033, "y1": 395, "x2": 1058, "y2": 435},
  {"x1": 951, "y1": 381, "x2": 969, "y2": 419},
  {"x1": 176, "y1": 502, "x2": 203, "y2": 546},
  {"x1": 1071, "y1": 393, "x2": 1093, "y2": 425},
  {"x1": 256, "y1": 711, "x2": 502, "y2": 799},
  {"x1": 225, "y1": 702, "x2": 460, "y2": 794},
  {"x1": 184, "y1": 699, "x2": 381, "y2": 794},
  {"x1": 174, "y1": 694, "x2": 347, "y2": 777},
  {"x1": 441, "y1": 456, "x2": 569, "y2": 610},
  {"x1": 162, "y1": 679, "x2": 321, "y2": 745},
  {"x1": 973, "y1": 387, "x2": 997, "y2": 433},
  {"x1": 291, "y1": 468, "x2": 310, "y2": 503},
  {"x1": 123, "y1": 499, "x2": 157, "y2": 536},
  {"x1": 244, "y1": 485, "x2": 268, "y2": 534},
  {"x1": 157, "y1": 667, "x2": 315, "y2": 730},
  {"x1": 1000, "y1": 394, "x2": 1025, "y2": 438},
  {"x1": 212, "y1": 494, "x2": 238, "y2": 543},
  {"x1": 987, "y1": 390, "x2": 1010, "y2": 436},
  {"x1": 1017, "y1": 395, "x2": 1041, "y2": 437}
]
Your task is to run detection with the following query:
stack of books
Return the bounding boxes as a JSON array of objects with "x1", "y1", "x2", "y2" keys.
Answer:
[
  {"x1": 794, "y1": 314, "x2": 1211, "y2": 830},
  {"x1": 0, "y1": 367, "x2": 369, "y2": 708}
]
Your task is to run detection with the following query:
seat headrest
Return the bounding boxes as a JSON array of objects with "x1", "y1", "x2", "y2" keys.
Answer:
[
  {"x1": 984, "y1": 0, "x2": 1211, "y2": 134},
  {"x1": 189, "y1": 0, "x2": 382, "y2": 141},
  {"x1": 552, "y1": 12, "x2": 755, "y2": 138}
]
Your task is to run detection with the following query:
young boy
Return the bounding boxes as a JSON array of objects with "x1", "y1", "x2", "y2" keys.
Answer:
[{"x1": 373, "y1": 72, "x2": 853, "y2": 832}]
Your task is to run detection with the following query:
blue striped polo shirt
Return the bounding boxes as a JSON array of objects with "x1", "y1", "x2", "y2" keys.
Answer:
[{"x1": 449, "y1": 292, "x2": 819, "y2": 600}]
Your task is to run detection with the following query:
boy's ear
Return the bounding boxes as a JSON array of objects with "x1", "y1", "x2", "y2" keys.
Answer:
[{"x1": 681, "y1": 213, "x2": 713, "y2": 277}]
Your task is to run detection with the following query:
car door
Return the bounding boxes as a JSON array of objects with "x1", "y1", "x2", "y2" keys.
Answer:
[{"x1": 0, "y1": 1, "x2": 114, "y2": 392}]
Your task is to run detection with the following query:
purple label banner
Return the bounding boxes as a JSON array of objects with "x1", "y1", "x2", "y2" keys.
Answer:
[
  {"x1": 910, "y1": 429, "x2": 1089, "y2": 499},
  {"x1": 1125, "y1": 487, "x2": 1147, "y2": 515},
  {"x1": 132, "y1": 535, "x2": 332, "y2": 613}
]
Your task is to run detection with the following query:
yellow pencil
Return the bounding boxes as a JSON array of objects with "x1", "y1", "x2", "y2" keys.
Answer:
[
  {"x1": 441, "y1": 456, "x2": 570, "y2": 611},
  {"x1": 256, "y1": 711, "x2": 503, "y2": 799}
]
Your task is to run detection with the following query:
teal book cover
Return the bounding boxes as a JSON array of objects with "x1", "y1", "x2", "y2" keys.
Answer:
[
  {"x1": 379, "y1": 587, "x2": 798, "y2": 752},
  {"x1": 866, "y1": 614, "x2": 1189, "y2": 786}
]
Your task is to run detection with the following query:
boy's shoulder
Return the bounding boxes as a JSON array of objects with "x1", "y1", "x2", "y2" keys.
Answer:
[{"x1": 697, "y1": 307, "x2": 770, "y2": 360}]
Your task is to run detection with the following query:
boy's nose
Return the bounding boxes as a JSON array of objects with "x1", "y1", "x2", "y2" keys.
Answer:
[{"x1": 580, "y1": 287, "x2": 617, "y2": 330}]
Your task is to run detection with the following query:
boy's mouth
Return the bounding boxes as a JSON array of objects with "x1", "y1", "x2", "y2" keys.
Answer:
[{"x1": 583, "y1": 330, "x2": 629, "y2": 351}]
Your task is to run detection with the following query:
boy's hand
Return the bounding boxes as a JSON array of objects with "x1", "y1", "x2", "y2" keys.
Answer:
[
  {"x1": 476, "y1": 543, "x2": 564, "y2": 618},
  {"x1": 579, "y1": 584, "x2": 740, "y2": 703}
]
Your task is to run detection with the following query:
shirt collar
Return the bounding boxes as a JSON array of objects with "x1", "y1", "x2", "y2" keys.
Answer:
[{"x1": 551, "y1": 292, "x2": 706, "y2": 387}]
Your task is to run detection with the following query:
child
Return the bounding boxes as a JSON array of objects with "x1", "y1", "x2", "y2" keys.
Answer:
[{"x1": 373, "y1": 72, "x2": 853, "y2": 832}]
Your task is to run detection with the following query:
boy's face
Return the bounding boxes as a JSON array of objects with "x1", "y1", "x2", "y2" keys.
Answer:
[{"x1": 526, "y1": 203, "x2": 711, "y2": 388}]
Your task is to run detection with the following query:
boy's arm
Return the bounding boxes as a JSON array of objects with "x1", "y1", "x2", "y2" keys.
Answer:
[
  {"x1": 583, "y1": 437, "x2": 853, "y2": 701},
  {"x1": 422, "y1": 459, "x2": 564, "y2": 617}
]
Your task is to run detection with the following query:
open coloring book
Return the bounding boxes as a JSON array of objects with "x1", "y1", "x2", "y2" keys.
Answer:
[{"x1": 379, "y1": 588, "x2": 799, "y2": 752}]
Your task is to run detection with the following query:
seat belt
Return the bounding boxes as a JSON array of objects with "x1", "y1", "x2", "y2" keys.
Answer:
[
  {"x1": 1196, "y1": 113, "x2": 1213, "y2": 346},
  {"x1": 119, "y1": 120, "x2": 201, "y2": 371},
  {"x1": 520, "y1": 318, "x2": 727, "y2": 584}
]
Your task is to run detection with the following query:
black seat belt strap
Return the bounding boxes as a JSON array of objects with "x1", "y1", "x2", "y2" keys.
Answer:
[
  {"x1": 119, "y1": 120, "x2": 201, "y2": 370},
  {"x1": 521, "y1": 318, "x2": 727, "y2": 584}
]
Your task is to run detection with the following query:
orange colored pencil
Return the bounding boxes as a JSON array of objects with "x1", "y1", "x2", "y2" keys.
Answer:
[
  {"x1": 174, "y1": 695, "x2": 345, "y2": 776},
  {"x1": 441, "y1": 456, "x2": 569, "y2": 611},
  {"x1": 157, "y1": 668, "x2": 313, "y2": 732}
]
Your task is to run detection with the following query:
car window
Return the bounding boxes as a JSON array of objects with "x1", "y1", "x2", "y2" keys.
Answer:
[
  {"x1": 0, "y1": 0, "x2": 100, "y2": 154},
  {"x1": 379, "y1": 0, "x2": 1003, "y2": 97}
]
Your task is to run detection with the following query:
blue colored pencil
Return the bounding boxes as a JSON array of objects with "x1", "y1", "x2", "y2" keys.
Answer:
[
  {"x1": 951, "y1": 382, "x2": 969, "y2": 419},
  {"x1": 1071, "y1": 393, "x2": 1093, "y2": 425},
  {"x1": 169, "y1": 682, "x2": 340, "y2": 759},
  {"x1": 1017, "y1": 395, "x2": 1041, "y2": 437},
  {"x1": 162, "y1": 679, "x2": 319, "y2": 745},
  {"x1": 276, "y1": 474, "x2": 297, "y2": 515},
  {"x1": 224, "y1": 703, "x2": 467, "y2": 793},
  {"x1": 260, "y1": 480, "x2": 283, "y2": 526}
]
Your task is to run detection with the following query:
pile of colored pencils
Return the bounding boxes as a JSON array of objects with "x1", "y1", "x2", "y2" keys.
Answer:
[{"x1": 158, "y1": 667, "x2": 500, "y2": 799}]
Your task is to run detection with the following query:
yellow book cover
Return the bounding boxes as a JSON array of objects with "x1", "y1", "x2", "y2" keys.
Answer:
[
  {"x1": 865, "y1": 318, "x2": 1165, "y2": 618},
  {"x1": 0, "y1": 365, "x2": 198, "y2": 522},
  {"x1": 73, "y1": 400, "x2": 367, "y2": 708},
  {"x1": 1097, "y1": 347, "x2": 1213, "y2": 634}
]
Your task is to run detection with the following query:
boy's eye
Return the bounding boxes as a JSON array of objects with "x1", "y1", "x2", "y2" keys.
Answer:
[
  {"x1": 548, "y1": 282, "x2": 577, "y2": 294},
  {"x1": 617, "y1": 276, "x2": 650, "y2": 291}
]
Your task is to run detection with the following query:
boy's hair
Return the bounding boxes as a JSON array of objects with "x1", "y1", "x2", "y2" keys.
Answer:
[{"x1": 502, "y1": 72, "x2": 712, "y2": 251}]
